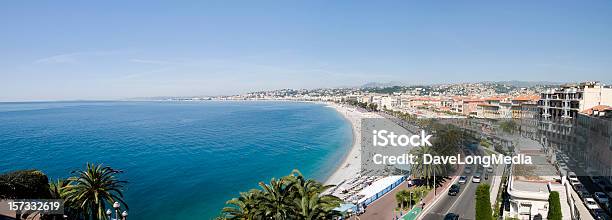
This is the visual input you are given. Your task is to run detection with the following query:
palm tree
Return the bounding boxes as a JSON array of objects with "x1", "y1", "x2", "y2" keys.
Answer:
[
  {"x1": 410, "y1": 146, "x2": 447, "y2": 188},
  {"x1": 221, "y1": 189, "x2": 262, "y2": 220},
  {"x1": 395, "y1": 190, "x2": 409, "y2": 210},
  {"x1": 284, "y1": 170, "x2": 341, "y2": 220},
  {"x1": 220, "y1": 170, "x2": 342, "y2": 219},
  {"x1": 49, "y1": 179, "x2": 70, "y2": 199},
  {"x1": 257, "y1": 177, "x2": 295, "y2": 219},
  {"x1": 65, "y1": 163, "x2": 127, "y2": 220},
  {"x1": 433, "y1": 125, "x2": 463, "y2": 156},
  {"x1": 48, "y1": 179, "x2": 82, "y2": 219}
]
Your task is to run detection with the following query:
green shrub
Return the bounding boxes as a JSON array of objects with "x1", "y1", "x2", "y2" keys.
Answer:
[
  {"x1": 0, "y1": 170, "x2": 51, "y2": 199},
  {"x1": 547, "y1": 191, "x2": 562, "y2": 220},
  {"x1": 475, "y1": 184, "x2": 493, "y2": 220}
]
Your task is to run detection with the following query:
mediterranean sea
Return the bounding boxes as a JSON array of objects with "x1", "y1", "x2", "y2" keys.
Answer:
[{"x1": 0, "y1": 101, "x2": 352, "y2": 219}]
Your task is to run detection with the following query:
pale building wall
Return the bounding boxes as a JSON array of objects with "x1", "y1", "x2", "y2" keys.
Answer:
[{"x1": 581, "y1": 87, "x2": 612, "y2": 110}]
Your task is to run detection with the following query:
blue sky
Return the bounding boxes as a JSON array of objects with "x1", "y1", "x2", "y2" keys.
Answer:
[{"x1": 1, "y1": 1, "x2": 612, "y2": 101}]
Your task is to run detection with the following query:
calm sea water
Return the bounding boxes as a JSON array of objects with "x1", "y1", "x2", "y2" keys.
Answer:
[{"x1": 0, "y1": 101, "x2": 352, "y2": 219}]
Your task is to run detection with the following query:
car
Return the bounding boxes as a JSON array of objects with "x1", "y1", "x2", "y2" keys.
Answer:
[
  {"x1": 574, "y1": 184, "x2": 585, "y2": 192},
  {"x1": 595, "y1": 179, "x2": 609, "y2": 187},
  {"x1": 595, "y1": 192, "x2": 610, "y2": 205},
  {"x1": 593, "y1": 209, "x2": 610, "y2": 220},
  {"x1": 444, "y1": 213, "x2": 459, "y2": 220},
  {"x1": 591, "y1": 176, "x2": 602, "y2": 183},
  {"x1": 578, "y1": 189, "x2": 591, "y2": 198},
  {"x1": 458, "y1": 176, "x2": 467, "y2": 184},
  {"x1": 570, "y1": 179, "x2": 581, "y2": 186},
  {"x1": 594, "y1": 180, "x2": 607, "y2": 188},
  {"x1": 487, "y1": 167, "x2": 494, "y2": 173},
  {"x1": 472, "y1": 174, "x2": 481, "y2": 183},
  {"x1": 568, "y1": 172, "x2": 579, "y2": 182},
  {"x1": 585, "y1": 198, "x2": 601, "y2": 210},
  {"x1": 448, "y1": 184, "x2": 460, "y2": 196}
]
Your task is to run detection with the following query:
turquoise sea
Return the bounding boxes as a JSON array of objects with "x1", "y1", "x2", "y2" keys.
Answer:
[{"x1": 0, "y1": 101, "x2": 353, "y2": 219}]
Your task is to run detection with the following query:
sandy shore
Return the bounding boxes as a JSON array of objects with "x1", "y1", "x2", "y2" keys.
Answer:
[{"x1": 324, "y1": 103, "x2": 379, "y2": 185}]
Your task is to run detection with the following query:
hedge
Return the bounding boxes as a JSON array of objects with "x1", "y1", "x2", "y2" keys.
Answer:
[
  {"x1": 0, "y1": 170, "x2": 51, "y2": 199},
  {"x1": 476, "y1": 184, "x2": 493, "y2": 220},
  {"x1": 547, "y1": 191, "x2": 562, "y2": 220}
]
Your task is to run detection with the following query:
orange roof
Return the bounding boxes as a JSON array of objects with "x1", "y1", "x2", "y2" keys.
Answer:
[
  {"x1": 513, "y1": 94, "x2": 540, "y2": 102},
  {"x1": 581, "y1": 105, "x2": 612, "y2": 115},
  {"x1": 462, "y1": 98, "x2": 484, "y2": 102},
  {"x1": 411, "y1": 97, "x2": 439, "y2": 101},
  {"x1": 478, "y1": 103, "x2": 499, "y2": 107},
  {"x1": 484, "y1": 96, "x2": 509, "y2": 101}
]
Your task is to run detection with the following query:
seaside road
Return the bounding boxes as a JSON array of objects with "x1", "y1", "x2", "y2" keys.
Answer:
[
  {"x1": 421, "y1": 179, "x2": 474, "y2": 220},
  {"x1": 421, "y1": 170, "x2": 494, "y2": 220}
]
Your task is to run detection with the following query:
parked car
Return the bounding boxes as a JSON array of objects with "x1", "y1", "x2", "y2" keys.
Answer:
[
  {"x1": 591, "y1": 176, "x2": 602, "y2": 183},
  {"x1": 472, "y1": 174, "x2": 481, "y2": 183},
  {"x1": 574, "y1": 183, "x2": 585, "y2": 192},
  {"x1": 458, "y1": 176, "x2": 467, "y2": 184},
  {"x1": 577, "y1": 189, "x2": 591, "y2": 198},
  {"x1": 561, "y1": 155, "x2": 570, "y2": 162},
  {"x1": 570, "y1": 179, "x2": 581, "y2": 187},
  {"x1": 568, "y1": 172, "x2": 579, "y2": 182},
  {"x1": 594, "y1": 179, "x2": 607, "y2": 189},
  {"x1": 487, "y1": 167, "x2": 494, "y2": 173},
  {"x1": 594, "y1": 192, "x2": 609, "y2": 205},
  {"x1": 448, "y1": 184, "x2": 460, "y2": 196},
  {"x1": 444, "y1": 213, "x2": 459, "y2": 220},
  {"x1": 585, "y1": 198, "x2": 601, "y2": 210},
  {"x1": 593, "y1": 209, "x2": 610, "y2": 220},
  {"x1": 557, "y1": 161, "x2": 567, "y2": 168}
]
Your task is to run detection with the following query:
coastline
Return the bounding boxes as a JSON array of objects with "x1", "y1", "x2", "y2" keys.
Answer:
[{"x1": 324, "y1": 102, "x2": 378, "y2": 185}]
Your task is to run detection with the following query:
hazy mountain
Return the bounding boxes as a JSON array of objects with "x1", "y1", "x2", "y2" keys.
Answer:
[
  {"x1": 486, "y1": 80, "x2": 565, "y2": 87},
  {"x1": 359, "y1": 81, "x2": 406, "y2": 88}
]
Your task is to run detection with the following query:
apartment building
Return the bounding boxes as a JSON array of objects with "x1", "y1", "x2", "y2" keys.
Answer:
[
  {"x1": 476, "y1": 96, "x2": 510, "y2": 118},
  {"x1": 540, "y1": 82, "x2": 612, "y2": 120},
  {"x1": 380, "y1": 95, "x2": 399, "y2": 109},
  {"x1": 575, "y1": 105, "x2": 612, "y2": 182},
  {"x1": 538, "y1": 82, "x2": 612, "y2": 157}
]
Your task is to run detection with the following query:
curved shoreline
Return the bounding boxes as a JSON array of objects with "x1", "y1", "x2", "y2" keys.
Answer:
[{"x1": 324, "y1": 103, "x2": 378, "y2": 185}]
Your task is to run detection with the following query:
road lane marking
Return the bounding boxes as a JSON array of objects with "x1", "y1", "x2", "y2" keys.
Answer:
[{"x1": 449, "y1": 180, "x2": 472, "y2": 212}]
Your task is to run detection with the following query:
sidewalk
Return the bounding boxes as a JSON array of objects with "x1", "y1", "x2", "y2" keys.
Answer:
[
  {"x1": 488, "y1": 163, "x2": 506, "y2": 205},
  {"x1": 358, "y1": 180, "x2": 412, "y2": 219},
  {"x1": 402, "y1": 207, "x2": 422, "y2": 220}
]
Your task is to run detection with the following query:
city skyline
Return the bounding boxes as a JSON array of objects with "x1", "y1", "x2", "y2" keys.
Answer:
[{"x1": 2, "y1": 1, "x2": 612, "y2": 101}]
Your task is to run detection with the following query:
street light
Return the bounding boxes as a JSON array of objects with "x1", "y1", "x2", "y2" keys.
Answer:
[
  {"x1": 409, "y1": 192, "x2": 413, "y2": 209},
  {"x1": 114, "y1": 202, "x2": 120, "y2": 220},
  {"x1": 107, "y1": 202, "x2": 128, "y2": 220}
]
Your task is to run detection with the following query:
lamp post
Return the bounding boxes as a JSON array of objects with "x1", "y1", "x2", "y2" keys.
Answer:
[
  {"x1": 114, "y1": 202, "x2": 120, "y2": 220},
  {"x1": 433, "y1": 168, "x2": 436, "y2": 197},
  {"x1": 409, "y1": 192, "x2": 413, "y2": 209},
  {"x1": 106, "y1": 202, "x2": 128, "y2": 220}
]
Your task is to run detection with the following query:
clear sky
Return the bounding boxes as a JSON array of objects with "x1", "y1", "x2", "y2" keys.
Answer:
[{"x1": 2, "y1": 1, "x2": 612, "y2": 101}]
